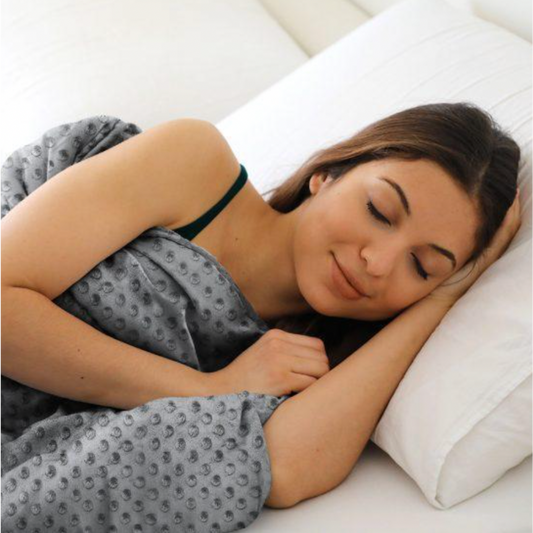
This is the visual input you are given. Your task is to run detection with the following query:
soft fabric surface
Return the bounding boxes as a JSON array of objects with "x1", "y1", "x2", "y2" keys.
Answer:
[
  {"x1": 1, "y1": 115, "x2": 292, "y2": 533},
  {"x1": 248, "y1": 443, "x2": 532, "y2": 532},
  {"x1": 214, "y1": 0, "x2": 532, "y2": 510},
  {"x1": 0, "y1": 0, "x2": 309, "y2": 166}
]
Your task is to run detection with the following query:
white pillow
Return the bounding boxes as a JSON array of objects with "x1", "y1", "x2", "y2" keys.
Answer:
[
  {"x1": 215, "y1": 0, "x2": 532, "y2": 509},
  {"x1": 0, "y1": 0, "x2": 308, "y2": 165}
]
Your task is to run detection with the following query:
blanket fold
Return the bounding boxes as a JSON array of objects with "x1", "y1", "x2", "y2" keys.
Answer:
[{"x1": 1, "y1": 115, "x2": 291, "y2": 533}]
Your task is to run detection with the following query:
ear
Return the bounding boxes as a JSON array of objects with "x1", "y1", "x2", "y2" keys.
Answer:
[{"x1": 309, "y1": 172, "x2": 334, "y2": 196}]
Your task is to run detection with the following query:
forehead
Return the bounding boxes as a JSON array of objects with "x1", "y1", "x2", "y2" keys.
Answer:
[
  {"x1": 346, "y1": 157, "x2": 451, "y2": 187},
  {"x1": 343, "y1": 158, "x2": 467, "y2": 206}
]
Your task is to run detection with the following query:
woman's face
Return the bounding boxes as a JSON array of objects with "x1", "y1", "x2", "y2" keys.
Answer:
[{"x1": 294, "y1": 157, "x2": 480, "y2": 320}]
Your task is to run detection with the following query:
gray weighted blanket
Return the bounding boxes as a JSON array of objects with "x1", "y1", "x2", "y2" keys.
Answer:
[{"x1": 1, "y1": 115, "x2": 292, "y2": 532}]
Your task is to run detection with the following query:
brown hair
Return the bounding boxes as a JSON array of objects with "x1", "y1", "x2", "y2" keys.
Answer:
[{"x1": 262, "y1": 102, "x2": 521, "y2": 369}]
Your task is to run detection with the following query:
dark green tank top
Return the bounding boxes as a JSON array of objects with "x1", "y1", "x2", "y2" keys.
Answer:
[{"x1": 173, "y1": 163, "x2": 248, "y2": 240}]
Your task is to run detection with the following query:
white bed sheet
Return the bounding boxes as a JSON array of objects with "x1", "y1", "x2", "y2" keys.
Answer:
[{"x1": 252, "y1": 442, "x2": 532, "y2": 533}]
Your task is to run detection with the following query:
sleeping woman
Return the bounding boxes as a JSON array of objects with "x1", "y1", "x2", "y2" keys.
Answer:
[{"x1": 1, "y1": 102, "x2": 521, "y2": 532}]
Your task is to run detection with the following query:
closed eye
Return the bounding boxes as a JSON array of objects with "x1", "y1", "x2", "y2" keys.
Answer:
[{"x1": 366, "y1": 201, "x2": 430, "y2": 281}]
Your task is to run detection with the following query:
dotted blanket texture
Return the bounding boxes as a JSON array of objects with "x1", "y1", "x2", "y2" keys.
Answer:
[{"x1": 1, "y1": 115, "x2": 291, "y2": 532}]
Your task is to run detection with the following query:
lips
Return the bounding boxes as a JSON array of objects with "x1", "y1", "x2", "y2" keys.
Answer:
[{"x1": 334, "y1": 256, "x2": 369, "y2": 297}]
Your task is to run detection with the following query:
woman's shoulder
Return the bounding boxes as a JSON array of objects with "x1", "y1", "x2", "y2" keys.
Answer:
[{"x1": 160, "y1": 119, "x2": 243, "y2": 230}]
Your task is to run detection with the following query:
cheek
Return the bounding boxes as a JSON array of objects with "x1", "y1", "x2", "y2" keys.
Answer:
[
  {"x1": 293, "y1": 215, "x2": 324, "y2": 289},
  {"x1": 300, "y1": 201, "x2": 339, "y2": 250},
  {"x1": 320, "y1": 201, "x2": 361, "y2": 244},
  {"x1": 383, "y1": 281, "x2": 429, "y2": 312}
]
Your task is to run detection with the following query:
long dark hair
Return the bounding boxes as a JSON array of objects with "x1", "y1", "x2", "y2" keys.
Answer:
[{"x1": 262, "y1": 102, "x2": 521, "y2": 369}]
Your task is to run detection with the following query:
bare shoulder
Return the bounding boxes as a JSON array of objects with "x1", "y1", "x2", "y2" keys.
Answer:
[
  {"x1": 0, "y1": 117, "x2": 240, "y2": 301},
  {"x1": 160, "y1": 118, "x2": 242, "y2": 230}
]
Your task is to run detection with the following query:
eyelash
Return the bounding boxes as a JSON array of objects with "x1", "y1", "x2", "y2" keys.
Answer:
[{"x1": 366, "y1": 201, "x2": 430, "y2": 281}]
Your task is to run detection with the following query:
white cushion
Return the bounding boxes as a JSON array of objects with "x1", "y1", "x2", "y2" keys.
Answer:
[
  {"x1": 215, "y1": 0, "x2": 532, "y2": 509},
  {"x1": 0, "y1": 0, "x2": 308, "y2": 165}
]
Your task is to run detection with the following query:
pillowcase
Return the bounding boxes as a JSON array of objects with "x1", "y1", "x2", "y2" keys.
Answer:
[
  {"x1": 0, "y1": 0, "x2": 308, "y2": 165},
  {"x1": 215, "y1": 0, "x2": 532, "y2": 509}
]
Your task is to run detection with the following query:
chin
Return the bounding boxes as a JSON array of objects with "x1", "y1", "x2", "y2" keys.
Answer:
[{"x1": 301, "y1": 282, "x2": 335, "y2": 318}]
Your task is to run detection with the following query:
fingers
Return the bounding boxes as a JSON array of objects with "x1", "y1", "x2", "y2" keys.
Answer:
[
  {"x1": 289, "y1": 373, "x2": 319, "y2": 393},
  {"x1": 502, "y1": 194, "x2": 521, "y2": 230},
  {"x1": 270, "y1": 329, "x2": 326, "y2": 352},
  {"x1": 269, "y1": 342, "x2": 326, "y2": 365},
  {"x1": 288, "y1": 343, "x2": 330, "y2": 365},
  {"x1": 511, "y1": 193, "x2": 522, "y2": 226},
  {"x1": 289, "y1": 355, "x2": 330, "y2": 378}
]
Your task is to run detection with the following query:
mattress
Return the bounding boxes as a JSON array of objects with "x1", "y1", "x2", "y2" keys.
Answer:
[{"x1": 251, "y1": 442, "x2": 532, "y2": 532}]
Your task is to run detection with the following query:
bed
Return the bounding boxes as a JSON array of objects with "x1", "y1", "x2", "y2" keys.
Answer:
[{"x1": 2, "y1": 0, "x2": 531, "y2": 531}]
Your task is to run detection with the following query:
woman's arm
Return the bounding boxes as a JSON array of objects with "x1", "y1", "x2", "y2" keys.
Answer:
[
  {"x1": 1, "y1": 118, "x2": 240, "y2": 408},
  {"x1": 1, "y1": 286, "x2": 295, "y2": 509},
  {"x1": 262, "y1": 296, "x2": 454, "y2": 507},
  {"x1": 2, "y1": 286, "x2": 213, "y2": 409}
]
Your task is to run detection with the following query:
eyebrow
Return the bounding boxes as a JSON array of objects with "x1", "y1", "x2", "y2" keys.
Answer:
[{"x1": 377, "y1": 176, "x2": 457, "y2": 270}]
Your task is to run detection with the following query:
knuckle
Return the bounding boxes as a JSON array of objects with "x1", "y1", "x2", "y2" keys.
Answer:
[
  {"x1": 266, "y1": 329, "x2": 282, "y2": 341},
  {"x1": 314, "y1": 337, "x2": 326, "y2": 349},
  {"x1": 269, "y1": 337, "x2": 284, "y2": 350}
]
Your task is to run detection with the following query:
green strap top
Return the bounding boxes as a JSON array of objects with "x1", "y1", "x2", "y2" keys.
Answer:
[{"x1": 173, "y1": 163, "x2": 248, "y2": 240}]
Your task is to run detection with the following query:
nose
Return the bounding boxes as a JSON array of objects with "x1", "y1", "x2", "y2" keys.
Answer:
[{"x1": 361, "y1": 238, "x2": 404, "y2": 277}]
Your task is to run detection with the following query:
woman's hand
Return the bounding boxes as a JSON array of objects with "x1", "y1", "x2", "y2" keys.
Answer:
[
  {"x1": 426, "y1": 190, "x2": 522, "y2": 308},
  {"x1": 208, "y1": 329, "x2": 330, "y2": 397}
]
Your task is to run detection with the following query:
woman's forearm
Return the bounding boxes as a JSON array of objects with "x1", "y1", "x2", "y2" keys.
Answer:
[
  {"x1": 1, "y1": 286, "x2": 213, "y2": 410},
  {"x1": 262, "y1": 296, "x2": 454, "y2": 507}
]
